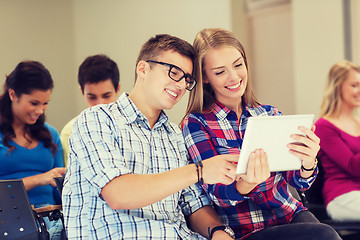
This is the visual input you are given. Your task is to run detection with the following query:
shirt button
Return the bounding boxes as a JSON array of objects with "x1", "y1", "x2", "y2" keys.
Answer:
[{"x1": 259, "y1": 193, "x2": 263, "y2": 198}]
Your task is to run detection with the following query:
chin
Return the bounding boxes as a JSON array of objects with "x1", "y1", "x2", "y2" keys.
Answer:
[{"x1": 163, "y1": 102, "x2": 177, "y2": 110}]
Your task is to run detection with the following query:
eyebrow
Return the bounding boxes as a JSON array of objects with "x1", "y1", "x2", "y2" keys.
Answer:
[
  {"x1": 86, "y1": 91, "x2": 113, "y2": 97},
  {"x1": 210, "y1": 57, "x2": 243, "y2": 71},
  {"x1": 29, "y1": 99, "x2": 50, "y2": 104}
]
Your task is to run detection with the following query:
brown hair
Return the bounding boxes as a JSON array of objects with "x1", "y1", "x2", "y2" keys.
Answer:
[
  {"x1": 183, "y1": 28, "x2": 259, "y2": 120},
  {"x1": 0, "y1": 61, "x2": 57, "y2": 154},
  {"x1": 78, "y1": 54, "x2": 120, "y2": 93},
  {"x1": 134, "y1": 34, "x2": 195, "y2": 82}
]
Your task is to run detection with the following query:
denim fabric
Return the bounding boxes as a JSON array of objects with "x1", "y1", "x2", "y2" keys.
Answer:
[{"x1": 34, "y1": 204, "x2": 63, "y2": 240}]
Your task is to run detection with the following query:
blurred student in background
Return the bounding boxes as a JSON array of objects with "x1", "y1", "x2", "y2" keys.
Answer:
[
  {"x1": 60, "y1": 54, "x2": 120, "y2": 165},
  {"x1": 315, "y1": 60, "x2": 360, "y2": 221},
  {"x1": 0, "y1": 60, "x2": 65, "y2": 239}
]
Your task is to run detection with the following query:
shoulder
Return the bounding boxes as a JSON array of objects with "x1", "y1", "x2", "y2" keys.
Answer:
[
  {"x1": 44, "y1": 122, "x2": 60, "y2": 139},
  {"x1": 248, "y1": 104, "x2": 281, "y2": 117},
  {"x1": 314, "y1": 117, "x2": 335, "y2": 130},
  {"x1": 44, "y1": 122, "x2": 59, "y2": 134},
  {"x1": 314, "y1": 118, "x2": 342, "y2": 140},
  {"x1": 77, "y1": 103, "x2": 117, "y2": 123},
  {"x1": 184, "y1": 112, "x2": 205, "y2": 121},
  {"x1": 167, "y1": 121, "x2": 182, "y2": 135},
  {"x1": 182, "y1": 112, "x2": 210, "y2": 128},
  {"x1": 73, "y1": 102, "x2": 126, "y2": 137},
  {"x1": 61, "y1": 117, "x2": 77, "y2": 136},
  {"x1": 315, "y1": 117, "x2": 328, "y2": 126}
]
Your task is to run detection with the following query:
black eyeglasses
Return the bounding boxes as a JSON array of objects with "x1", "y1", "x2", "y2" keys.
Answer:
[{"x1": 146, "y1": 60, "x2": 197, "y2": 91}]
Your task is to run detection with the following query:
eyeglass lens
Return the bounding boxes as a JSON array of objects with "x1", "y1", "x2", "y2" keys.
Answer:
[
  {"x1": 168, "y1": 66, "x2": 195, "y2": 90},
  {"x1": 147, "y1": 60, "x2": 196, "y2": 90}
]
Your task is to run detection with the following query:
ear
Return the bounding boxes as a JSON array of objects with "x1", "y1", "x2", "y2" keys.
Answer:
[
  {"x1": 78, "y1": 85, "x2": 84, "y2": 95},
  {"x1": 203, "y1": 75, "x2": 209, "y2": 84},
  {"x1": 136, "y1": 60, "x2": 147, "y2": 79},
  {"x1": 8, "y1": 89, "x2": 16, "y2": 101},
  {"x1": 116, "y1": 83, "x2": 121, "y2": 93}
]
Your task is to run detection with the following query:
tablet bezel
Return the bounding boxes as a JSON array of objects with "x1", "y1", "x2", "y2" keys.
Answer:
[{"x1": 236, "y1": 114, "x2": 315, "y2": 175}]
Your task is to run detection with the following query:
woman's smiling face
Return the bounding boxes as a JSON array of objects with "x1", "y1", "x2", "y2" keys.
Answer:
[
  {"x1": 203, "y1": 46, "x2": 248, "y2": 106},
  {"x1": 10, "y1": 89, "x2": 52, "y2": 126}
]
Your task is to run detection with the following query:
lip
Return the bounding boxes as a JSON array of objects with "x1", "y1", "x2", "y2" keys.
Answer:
[
  {"x1": 225, "y1": 80, "x2": 242, "y2": 91},
  {"x1": 29, "y1": 114, "x2": 40, "y2": 122},
  {"x1": 165, "y1": 88, "x2": 179, "y2": 99}
]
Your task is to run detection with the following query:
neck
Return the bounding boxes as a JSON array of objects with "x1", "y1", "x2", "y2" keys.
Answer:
[
  {"x1": 221, "y1": 99, "x2": 243, "y2": 119},
  {"x1": 128, "y1": 88, "x2": 161, "y2": 129},
  {"x1": 12, "y1": 120, "x2": 26, "y2": 136},
  {"x1": 337, "y1": 103, "x2": 357, "y2": 119}
]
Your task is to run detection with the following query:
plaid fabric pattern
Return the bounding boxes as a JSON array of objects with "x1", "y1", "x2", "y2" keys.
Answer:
[
  {"x1": 62, "y1": 93, "x2": 209, "y2": 240},
  {"x1": 182, "y1": 101, "x2": 317, "y2": 239}
]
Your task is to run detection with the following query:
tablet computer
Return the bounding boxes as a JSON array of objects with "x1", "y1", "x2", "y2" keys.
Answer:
[{"x1": 236, "y1": 114, "x2": 315, "y2": 175}]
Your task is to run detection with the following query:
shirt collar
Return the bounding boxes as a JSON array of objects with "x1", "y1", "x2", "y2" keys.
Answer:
[
  {"x1": 212, "y1": 99, "x2": 258, "y2": 120},
  {"x1": 117, "y1": 92, "x2": 170, "y2": 131}
]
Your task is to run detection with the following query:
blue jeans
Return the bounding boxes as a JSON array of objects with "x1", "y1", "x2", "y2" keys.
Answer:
[
  {"x1": 246, "y1": 210, "x2": 342, "y2": 240},
  {"x1": 34, "y1": 204, "x2": 63, "y2": 240}
]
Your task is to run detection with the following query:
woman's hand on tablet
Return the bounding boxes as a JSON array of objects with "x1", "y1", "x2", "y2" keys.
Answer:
[
  {"x1": 236, "y1": 149, "x2": 270, "y2": 195},
  {"x1": 287, "y1": 125, "x2": 320, "y2": 178}
]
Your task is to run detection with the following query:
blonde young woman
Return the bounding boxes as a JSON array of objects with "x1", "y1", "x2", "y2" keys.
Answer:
[
  {"x1": 182, "y1": 28, "x2": 341, "y2": 240},
  {"x1": 315, "y1": 60, "x2": 360, "y2": 221}
]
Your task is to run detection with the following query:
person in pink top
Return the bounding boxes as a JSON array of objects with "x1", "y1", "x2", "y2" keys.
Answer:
[{"x1": 315, "y1": 60, "x2": 360, "y2": 221}]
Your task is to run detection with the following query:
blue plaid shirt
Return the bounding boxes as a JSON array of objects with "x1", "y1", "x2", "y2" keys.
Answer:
[
  {"x1": 182, "y1": 101, "x2": 317, "y2": 239},
  {"x1": 62, "y1": 93, "x2": 209, "y2": 239}
]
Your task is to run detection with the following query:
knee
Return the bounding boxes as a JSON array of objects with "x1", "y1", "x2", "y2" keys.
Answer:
[{"x1": 312, "y1": 223, "x2": 341, "y2": 240}]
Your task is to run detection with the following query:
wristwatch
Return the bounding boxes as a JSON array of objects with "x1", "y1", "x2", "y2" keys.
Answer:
[{"x1": 209, "y1": 225, "x2": 235, "y2": 239}]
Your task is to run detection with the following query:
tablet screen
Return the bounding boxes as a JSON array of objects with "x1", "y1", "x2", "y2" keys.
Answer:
[{"x1": 236, "y1": 114, "x2": 314, "y2": 175}]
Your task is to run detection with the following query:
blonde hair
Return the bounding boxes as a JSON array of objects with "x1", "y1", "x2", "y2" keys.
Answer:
[
  {"x1": 183, "y1": 28, "x2": 259, "y2": 121},
  {"x1": 320, "y1": 60, "x2": 360, "y2": 118}
]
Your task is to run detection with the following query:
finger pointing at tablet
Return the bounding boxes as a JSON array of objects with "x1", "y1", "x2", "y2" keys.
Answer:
[{"x1": 202, "y1": 154, "x2": 239, "y2": 185}]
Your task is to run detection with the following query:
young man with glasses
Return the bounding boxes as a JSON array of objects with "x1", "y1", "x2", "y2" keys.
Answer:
[{"x1": 62, "y1": 34, "x2": 237, "y2": 239}]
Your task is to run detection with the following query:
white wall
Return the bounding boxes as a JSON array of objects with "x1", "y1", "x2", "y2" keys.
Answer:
[
  {"x1": 1, "y1": 0, "x2": 358, "y2": 130},
  {"x1": 0, "y1": 0, "x2": 233, "y2": 131},
  {"x1": 71, "y1": 0, "x2": 233, "y2": 126},
  {"x1": 243, "y1": 0, "x2": 345, "y2": 118},
  {"x1": 0, "y1": 0, "x2": 75, "y2": 131},
  {"x1": 246, "y1": 3, "x2": 295, "y2": 114},
  {"x1": 352, "y1": 0, "x2": 360, "y2": 64},
  {"x1": 292, "y1": 0, "x2": 344, "y2": 117}
]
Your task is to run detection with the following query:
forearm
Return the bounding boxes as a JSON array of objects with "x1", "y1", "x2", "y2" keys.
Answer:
[
  {"x1": 187, "y1": 205, "x2": 222, "y2": 238},
  {"x1": 22, "y1": 167, "x2": 65, "y2": 191},
  {"x1": 236, "y1": 179, "x2": 258, "y2": 195},
  {"x1": 101, "y1": 163, "x2": 198, "y2": 210},
  {"x1": 23, "y1": 175, "x2": 42, "y2": 191}
]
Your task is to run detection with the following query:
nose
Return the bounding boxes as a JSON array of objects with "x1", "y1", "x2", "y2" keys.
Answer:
[
  {"x1": 35, "y1": 106, "x2": 44, "y2": 115},
  {"x1": 98, "y1": 98, "x2": 113, "y2": 105},
  {"x1": 174, "y1": 78, "x2": 187, "y2": 90},
  {"x1": 230, "y1": 69, "x2": 239, "y2": 80}
]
